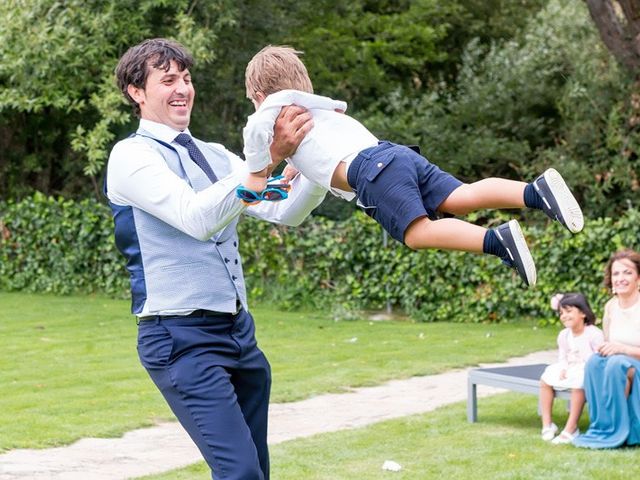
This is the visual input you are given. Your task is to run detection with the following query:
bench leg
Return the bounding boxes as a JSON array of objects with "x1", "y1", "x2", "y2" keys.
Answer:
[{"x1": 467, "y1": 377, "x2": 477, "y2": 423}]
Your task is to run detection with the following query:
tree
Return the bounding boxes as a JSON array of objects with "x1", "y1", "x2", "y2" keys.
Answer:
[
  {"x1": 584, "y1": 0, "x2": 640, "y2": 72},
  {"x1": 0, "y1": 0, "x2": 230, "y2": 198}
]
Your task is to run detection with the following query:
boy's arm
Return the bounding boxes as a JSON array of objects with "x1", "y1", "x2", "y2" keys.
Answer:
[
  {"x1": 245, "y1": 172, "x2": 326, "y2": 226},
  {"x1": 243, "y1": 107, "x2": 281, "y2": 174},
  {"x1": 242, "y1": 90, "x2": 347, "y2": 174}
]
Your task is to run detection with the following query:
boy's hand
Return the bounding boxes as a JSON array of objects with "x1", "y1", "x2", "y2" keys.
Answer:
[
  {"x1": 282, "y1": 164, "x2": 299, "y2": 183},
  {"x1": 243, "y1": 172, "x2": 268, "y2": 195},
  {"x1": 270, "y1": 105, "x2": 312, "y2": 165}
]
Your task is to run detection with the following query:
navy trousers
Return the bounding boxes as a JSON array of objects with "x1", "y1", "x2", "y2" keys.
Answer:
[{"x1": 137, "y1": 309, "x2": 271, "y2": 480}]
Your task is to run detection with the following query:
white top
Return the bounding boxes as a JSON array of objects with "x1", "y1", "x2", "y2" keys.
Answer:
[
  {"x1": 556, "y1": 325, "x2": 604, "y2": 366},
  {"x1": 540, "y1": 325, "x2": 604, "y2": 389},
  {"x1": 243, "y1": 90, "x2": 379, "y2": 200},
  {"x1": 107, "y1": 118, "x2": 327, "y2": 241},
  {"x1": 604, "y1": 296, "x2": 640, "y2": 347}
]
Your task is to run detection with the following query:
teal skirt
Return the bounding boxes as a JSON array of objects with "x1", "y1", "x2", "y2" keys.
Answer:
[{"x1": 574, "y1": 353, "x2": 640, "y2": 448}]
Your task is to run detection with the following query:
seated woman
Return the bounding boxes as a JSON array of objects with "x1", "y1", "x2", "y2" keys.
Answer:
[{"x1": 574, "y1": 249, "x2": 640, "y2": 448}]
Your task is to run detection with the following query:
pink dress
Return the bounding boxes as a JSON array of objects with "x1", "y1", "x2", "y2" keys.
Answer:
[{"x1": 540, "y1": 325, "x2": 604, "y2": 390}]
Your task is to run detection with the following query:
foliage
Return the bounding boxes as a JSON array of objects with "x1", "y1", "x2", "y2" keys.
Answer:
[
  {"x1": 0, "y1": 192, "x2": 125, "y2": 296},
  {"x1": 0, "y1": 0, "x2": 550, "y2": 200},
  {"x1": 238, "y1": 208, "x2": 639, "y2": 325},
  {"x1": 2, "y1": 193, "x2": 638, "y2": 324},
  {"x1": 363, "y1": 0, "x2": 639, "y2": 219},
  {"x1": 0, "y1": 0, "x2": 230, "y2": 198}
]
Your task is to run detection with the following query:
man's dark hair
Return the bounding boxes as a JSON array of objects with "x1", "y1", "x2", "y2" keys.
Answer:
[{"x1": 115, "y1": 38, "x2": 194, "y2": 117}]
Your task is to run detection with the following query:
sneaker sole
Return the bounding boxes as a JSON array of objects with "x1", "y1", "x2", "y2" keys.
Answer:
[
  {"x1": 541, "y1": 168, "x2": 584, "y2": 233},
  {"x1": 507, "y1": 220, "x2": 537, "y2": 287}
]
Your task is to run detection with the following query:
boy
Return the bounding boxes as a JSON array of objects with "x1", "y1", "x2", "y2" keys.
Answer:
[{"x1": 241, "y1": 45, "x2": 585, "y2": 287}]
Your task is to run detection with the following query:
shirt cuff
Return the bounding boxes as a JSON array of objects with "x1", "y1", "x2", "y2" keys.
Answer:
[{"x1": 245, "y1": 151, "x2": 272, "y2": 173}]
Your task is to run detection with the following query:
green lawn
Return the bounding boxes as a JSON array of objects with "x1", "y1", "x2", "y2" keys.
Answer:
[
  {"x1": 141, "y1": 394, "x2": 638, "y2": 480},
  {"x1": 0, "y1": 291, "x2": 557, "y2": 451}
]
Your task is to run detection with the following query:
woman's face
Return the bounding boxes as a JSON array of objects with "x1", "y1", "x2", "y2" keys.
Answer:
[{"x1": 611, "y1": 259, "x2": 640, "y2": 296}]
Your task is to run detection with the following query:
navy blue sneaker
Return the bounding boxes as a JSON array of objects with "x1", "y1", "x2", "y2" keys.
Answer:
[
  {"x1": 534, "y1": 168, "x2": 583, "y2": 233},
  {"x1": 494, "y1": 220, "x2": 537, "y2": 287}
]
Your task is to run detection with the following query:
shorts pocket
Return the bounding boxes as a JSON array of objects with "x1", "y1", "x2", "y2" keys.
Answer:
[{"x1": 365, "y1": 153, "x2": 395, "y2": 182}]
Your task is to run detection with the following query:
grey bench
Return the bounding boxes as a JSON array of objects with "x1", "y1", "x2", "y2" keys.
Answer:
[{"x1": 467, "y1": 363, "x2": 571, "y2": 423}]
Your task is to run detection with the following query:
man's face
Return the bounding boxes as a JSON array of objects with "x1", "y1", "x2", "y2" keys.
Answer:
[{"x1": 128, "y1": 59, "x2": 195, "y2": 131}]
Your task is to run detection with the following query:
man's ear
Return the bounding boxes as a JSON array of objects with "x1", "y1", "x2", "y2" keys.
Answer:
[{"x1": 127, "y1": 84, "x2": 145, "y2": 104}]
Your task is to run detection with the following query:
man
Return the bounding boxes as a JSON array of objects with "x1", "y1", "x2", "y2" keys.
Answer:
[{"x1": 106, "y1": 38, "x2": 326, "y2": 480}]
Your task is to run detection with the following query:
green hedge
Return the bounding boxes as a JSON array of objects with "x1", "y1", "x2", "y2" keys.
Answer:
[{"x1": 1, "y1": 192, "x2": 639, "y2": 323}]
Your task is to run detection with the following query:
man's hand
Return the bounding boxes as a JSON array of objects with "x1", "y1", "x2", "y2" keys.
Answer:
[{"x1": 269, "y1": 105, "x2": 313, "y2": 165}]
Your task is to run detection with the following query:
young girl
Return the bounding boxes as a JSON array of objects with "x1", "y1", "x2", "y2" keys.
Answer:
[{"x1": 539, "y1": 293, "x2": 604, "y2": 444}]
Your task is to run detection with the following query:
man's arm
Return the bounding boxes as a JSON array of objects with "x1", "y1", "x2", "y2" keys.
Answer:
[{"x1": 107, "y1": 139, "x2": 248, "y2": 241}]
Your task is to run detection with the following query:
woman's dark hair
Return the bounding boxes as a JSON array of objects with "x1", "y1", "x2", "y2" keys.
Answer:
[
  {"x1": 115, "y1": 38, "x2": 194, "y2": 117},
  {"x1": 557, "y1": 292, "x2": 596, "y2": 325},
  {"x1": 603, "y1": 249, "x2": 640, "y2": 292}
]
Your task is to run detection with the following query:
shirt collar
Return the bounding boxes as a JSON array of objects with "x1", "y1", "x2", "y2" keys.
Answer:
[{"x1": 138, "y1": 118, "x2": 192, "y2": 144}]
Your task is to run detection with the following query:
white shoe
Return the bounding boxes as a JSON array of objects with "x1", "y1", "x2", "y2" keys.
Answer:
[
  {"x1": 551, "y1": 429, "x2": 579, "y2": 445},
  {"x1": 533, "y1": 168, "x2": 584, "y2": 233},
  {"x1": 541, "y1": 423, "x2": 558, "y2": 441}
]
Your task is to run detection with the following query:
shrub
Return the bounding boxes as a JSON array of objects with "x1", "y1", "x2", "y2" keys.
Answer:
[
  {"x1": 0, "y1": 192, "x2": 127, "y2": 297},
  {"x1": 1, "y1": 193, "x2": 638, "y2": 323}
]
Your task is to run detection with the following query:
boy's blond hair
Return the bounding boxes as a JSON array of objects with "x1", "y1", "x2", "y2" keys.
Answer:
[{"x1": 245, "y1": 45, "x2": 314, "y2": 101}]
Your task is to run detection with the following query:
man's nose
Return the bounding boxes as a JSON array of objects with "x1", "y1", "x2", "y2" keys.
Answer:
[{"x1": 175, "y1": 79, "x2": 190, "y2": 93}]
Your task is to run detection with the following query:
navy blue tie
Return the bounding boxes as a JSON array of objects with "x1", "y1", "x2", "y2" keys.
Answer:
[{"x1": 174, "y1": 133, "x2": 218, "y2": 183}]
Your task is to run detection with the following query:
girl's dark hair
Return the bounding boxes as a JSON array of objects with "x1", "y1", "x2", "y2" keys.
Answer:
[
  {"x1": 603, "y1": 249, "x2": 640, "y2": 292},
  {"x1": 557, "y1": 292, "x2": 596, "y2": 325},
  {"x1": 115, "y1": 38, "x2": 194, "y2": 117}
]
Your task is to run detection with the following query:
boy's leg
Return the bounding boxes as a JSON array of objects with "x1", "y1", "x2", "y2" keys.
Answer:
[
  {"x1": 404, "y1": 217, "x2": 536, "y2": 286},
  {"x1": 438, "y1": 178, "x2": 526, "y2": 215},
  {"x1": 403, "y1": 217, "x2": 485, "y2": 252},
  {"x1": 439, "y1": 169, "x2": 583, "y2": 233}
]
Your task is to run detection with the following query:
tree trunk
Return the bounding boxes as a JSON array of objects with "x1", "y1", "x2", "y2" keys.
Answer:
[{"x1": 584, "y1": 0, "x2": 640, "y2": 71}]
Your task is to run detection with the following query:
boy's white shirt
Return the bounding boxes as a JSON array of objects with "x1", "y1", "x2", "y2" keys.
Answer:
[{"x1": 243, "y1": 89, "x2": 378, "y2": 200}]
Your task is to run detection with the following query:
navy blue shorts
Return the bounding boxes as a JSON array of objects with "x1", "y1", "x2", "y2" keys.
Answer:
[{"x1": 347, "y1": 141, "x2": 463, "y2": 244}]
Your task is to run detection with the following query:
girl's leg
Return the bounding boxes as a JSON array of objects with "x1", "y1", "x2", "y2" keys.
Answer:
[
  {"x1": 438, "y1": 179, "x2": 526, "y2": 216},
  {"x1": 564, "y1": 388, "x2": 586, "y2": 434},
  {"x1": 540, "y1": 382, "x2": 555, "y2": 428}
]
